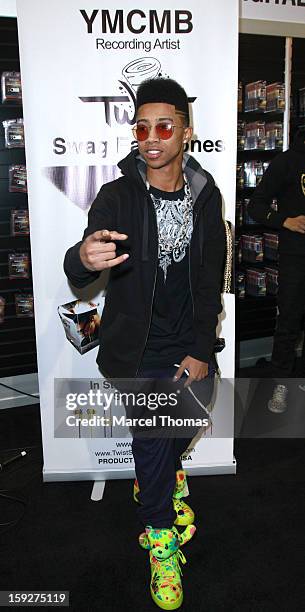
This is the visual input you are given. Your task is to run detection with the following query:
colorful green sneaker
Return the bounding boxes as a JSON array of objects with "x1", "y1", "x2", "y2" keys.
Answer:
[
  {"x1": 133, "y1": 469, "x2": 195, "y2": 527},
  {"x1": 143, "y1": 526, "x2": 187, "y2": 610},
  {"x1": 139, "y1": 523, "x2": 196, "y2": 550}
]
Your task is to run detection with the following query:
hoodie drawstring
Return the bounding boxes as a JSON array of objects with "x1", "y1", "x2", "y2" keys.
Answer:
[
  {"x1": 142, "y1": 195, "x2": 149, "y2": 262},
  {"x1": 199, "y1": 210, "x2": 204, "y2": 265}
]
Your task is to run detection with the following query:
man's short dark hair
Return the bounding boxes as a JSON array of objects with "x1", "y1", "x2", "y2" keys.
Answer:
[{"x1": 136, "y1": 78, "x2": 190, "y2": 126}]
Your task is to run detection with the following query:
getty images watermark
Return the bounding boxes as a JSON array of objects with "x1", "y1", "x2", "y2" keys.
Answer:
[
  {"x1": 53, "y1": 378, "x2": 219, "y2": 439},
  {"x1": 64, "y1": 383, "x2": 209, "y2": 429},
  {"x1": 54, "y1": 377, "x2": 305, "y2": 440}
]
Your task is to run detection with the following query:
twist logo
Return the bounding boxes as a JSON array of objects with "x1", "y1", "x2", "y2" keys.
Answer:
[{"x1": 79, "y1": 57, "x2": 196, "y2": 127}]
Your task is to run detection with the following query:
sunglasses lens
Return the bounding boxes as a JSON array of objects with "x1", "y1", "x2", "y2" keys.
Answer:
[
  {"x1": 134, "y1": 123, "x2": 174, "y2": 141},
  {"x1": 135, "y1": 125, "x2": 149, "y2": 141},
  {"x1": 156, "y1": 123, "x2": 174, "y2": 140}
]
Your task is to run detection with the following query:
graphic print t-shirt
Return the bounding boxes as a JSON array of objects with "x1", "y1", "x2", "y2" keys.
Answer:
[{"x1": 141, "y1": 184, "x2": 197, "y2": 368}]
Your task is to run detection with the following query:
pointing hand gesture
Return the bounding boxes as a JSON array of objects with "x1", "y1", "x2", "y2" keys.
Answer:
[{"x1": 79, "y1": 229, "x2": 129, "y2": 271}]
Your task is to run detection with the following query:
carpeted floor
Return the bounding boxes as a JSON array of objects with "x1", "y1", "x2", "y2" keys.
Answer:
[{"x1": 0, "y1": 400, "x2": 305, "y2": 612}]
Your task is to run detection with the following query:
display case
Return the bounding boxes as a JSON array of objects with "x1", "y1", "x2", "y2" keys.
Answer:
[
  {"x1": 236, "y1": 33, "x2": 305, "y2": 366},
  {"x1": 0, "y1": 17, "x2": 37, "y2": 377}
]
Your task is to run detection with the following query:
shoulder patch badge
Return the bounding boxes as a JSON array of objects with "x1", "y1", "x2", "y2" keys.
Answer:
[{"x1": 302, "y1": 174, "x2": 305, "y2": 197}]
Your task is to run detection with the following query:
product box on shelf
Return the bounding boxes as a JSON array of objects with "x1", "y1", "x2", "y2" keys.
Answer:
[
  {"x1": 9, "y1": 165, "x2": 27, "y2": 193},
  {"x1": 11, "y1": 210, "x2": 30, "y2": 236},
  {"x1": 244, "y1": 162, "x2": 257, "y2": 188},
  {"x1": 236, "y1": 163, "x2": 244, "y2": 189},
  {"x1": 245, "y1": 122, "x2": 265, "y2": 138},
  {"x1": 241, "y1": 234, "x2": 264, "y2": 263},
  {"x1": 266, "y1": 83, "x2": 285, "y2": 112},
  {"x1": 246, "y1": 269, "x2": 266, "y2": 297},
  {"x1": 243, "y1": 198, "x2": 257, "y2": 225},
  {"x1": 244, "y1": 136, "x2": 261, "y2": 151},
  {"x1": 265, "y1": 122, "x2": 283, "y2": 150},
  {"x1": 237, "y1": 121, "x2": 245, "y2": 150},
  {"x1": 244, "y1": 81, "x2": 266, "y2": 113},
  {"x1": 263, "y1": 232, "x2": 279, "y2": 261},
  {"x1": 244, "y1": 122, "x2": 266, "y2": 150},
  {"x1": 15, "y1": 293, "x2": 34, "y2": 318},
  {"x1": 1, "y1": 72, "x2": 22, "y2": 104},
  {"x1": 244, "y1": 161, "x2": 267, "y2": 188},
  {"x1": 235, "y1": 272, "x2": 245, "y2": 299},
  {"x1": 261, "y1": 161, "x2": 270, "y2": 180},
  {"x1": 2, "y1": 119, "x2": 24, "y2": 148},
  {"x1": 8, "y1": 253, "x2": 30, "y2": 279},
  {"x1": 265, "y1": 267, "x2": 279, "y2": 295}
]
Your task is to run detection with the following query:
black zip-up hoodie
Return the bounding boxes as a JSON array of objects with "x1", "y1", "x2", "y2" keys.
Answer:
[
  {"x1": 64, "y1": 150, "x2": 225, "y2": 378},
  {"x1": 247, "y1": 129, "x2": 305, "y2": 256}
]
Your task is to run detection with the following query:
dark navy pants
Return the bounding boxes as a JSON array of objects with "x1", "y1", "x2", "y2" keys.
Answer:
[
  {"x1": 272, "y1": 254, "x2": 305, "y2": 376},
  {"x1": 132, "y1": 364, "x2": 214, "y2": 529}
]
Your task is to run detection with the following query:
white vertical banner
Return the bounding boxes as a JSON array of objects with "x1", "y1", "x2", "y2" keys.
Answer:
[{"x1": 17, "y1": 0, "x2": 238, "y2": 481}]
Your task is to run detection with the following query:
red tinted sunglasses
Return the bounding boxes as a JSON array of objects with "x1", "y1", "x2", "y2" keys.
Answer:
[{"x1": 132, "y1": 122, "x2": 183, "y2": 142}]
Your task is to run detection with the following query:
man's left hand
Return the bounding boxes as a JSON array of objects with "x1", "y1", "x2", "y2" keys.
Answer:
[{"x1": 173, "y1": 356, "x2": 209, "y2": 387}]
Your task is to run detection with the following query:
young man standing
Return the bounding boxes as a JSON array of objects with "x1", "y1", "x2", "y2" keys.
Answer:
[
  {"x1": 248, "y1": 128, "x2": 305, "y2": 412},
  {"x1": 64, "y1": 78, "x2": 225, "y2": 609}
]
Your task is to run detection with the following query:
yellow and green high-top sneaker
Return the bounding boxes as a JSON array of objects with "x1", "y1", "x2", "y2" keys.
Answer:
[
  {"x1": 143, "y1": 525, "x2": 187, "y2": 610},
  {"x1": 172, "y1": 469, "x2": 194, "y2": 526},
  {"x1": 133, "y1": 469, "x2": 195, "y2": 527},
  {"x1": 139, "y1": 523, "x2": 196, "y2": 550}
]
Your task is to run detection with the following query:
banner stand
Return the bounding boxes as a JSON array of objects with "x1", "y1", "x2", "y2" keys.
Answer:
[
  {"x1": 17, "y1": 0, "x2": 238, "y2": 483},
  {"x1": 91, "y1": 481, "x2": 106, "y2": 501},
  {"x1": 42, "y1": 461, "x2": 237, "y2": 483}
]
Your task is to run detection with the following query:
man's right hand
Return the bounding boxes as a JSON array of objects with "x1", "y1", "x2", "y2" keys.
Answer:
[
  {"x1": 79, "y1": 229, "x2": 129, "y2": 271},
  {"x1": 283, "y1": 216, "x2": 305, "y2": 234}
]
